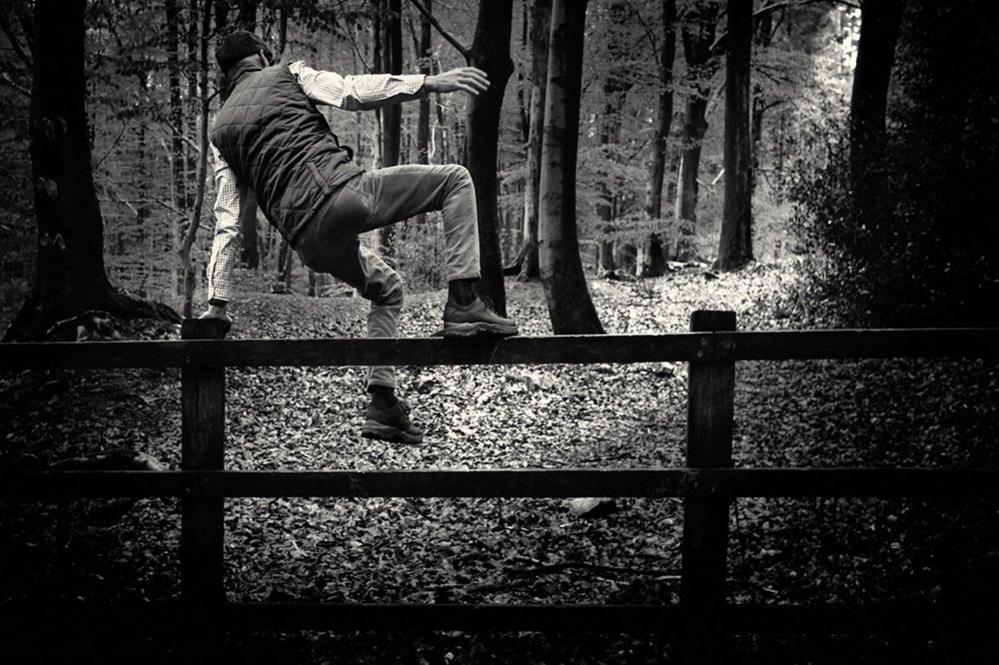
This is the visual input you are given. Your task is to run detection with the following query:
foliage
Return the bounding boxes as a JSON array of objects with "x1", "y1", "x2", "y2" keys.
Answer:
[{"x1": 775, "y1": 1, "x2": 999, "y2": 326}]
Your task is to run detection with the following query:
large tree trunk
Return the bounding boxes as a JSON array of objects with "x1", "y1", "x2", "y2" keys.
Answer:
[
  {"x1": 538, "y1": 0, "x2": 603, "y2": 334},
  {"x1": 639, "y1": 0, "x2": 677, "y2": 278},
  {"x1": 4, "y1": 0, "x2": 176, "y2": 341},
  {"x1": 716, "y1": 0, "x2": 753, "y2": 271},
  {"x1": 378, "y1": 0, "x2": 403, "y2": 257},
  {"x1": 850, "y1": 0, "x2": 902, "y2": 233},
  {"x1": 673, "y1": 1, "x2": 718, "y2": 262},
  {"x1": 519, "y1": 0, "x2": 551, "y2": 282},
  {"x1": 466, "y1": 0, "x2": 515, "y2": 316}
]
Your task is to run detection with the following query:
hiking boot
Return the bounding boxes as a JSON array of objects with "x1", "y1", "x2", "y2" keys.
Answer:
[
  {"x1": 442, "y1": 296, "x2": 519, "y2": 337},
  {"x1": 361, "y1": 396, "x2": 424, "y2": 444}
]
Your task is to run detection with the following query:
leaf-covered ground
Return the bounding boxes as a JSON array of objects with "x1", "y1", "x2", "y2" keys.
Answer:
[{"x1": 2, "y1": 265, "x2": 998, "y2": 663}]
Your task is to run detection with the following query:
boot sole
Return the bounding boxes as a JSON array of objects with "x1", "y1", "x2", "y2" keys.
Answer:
[
  {"x1": 361, "y1": 421, "x2": 424, "y2": 444},
  {"x1": 442, "y1": 321, "x2": 519, "y2": 338}
]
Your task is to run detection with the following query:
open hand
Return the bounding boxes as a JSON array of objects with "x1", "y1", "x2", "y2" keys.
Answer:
[{"x1": 425, "y1": 67, "x2": 490, "y2": 96}]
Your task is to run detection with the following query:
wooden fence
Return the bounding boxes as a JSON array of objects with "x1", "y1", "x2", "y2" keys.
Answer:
[{"x1": 1, "y1": 310, "x2": 998, "y2": 663}]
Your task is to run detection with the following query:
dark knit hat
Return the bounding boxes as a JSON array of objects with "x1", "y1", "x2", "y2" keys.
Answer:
[{"x1": 215, "y1": 30, "x2": 272, "y2": 76}]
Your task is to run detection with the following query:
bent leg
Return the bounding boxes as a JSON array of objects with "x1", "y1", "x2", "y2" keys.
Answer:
[{"x1": 353, "y1": 164, "x2": 481, "y2": 281}]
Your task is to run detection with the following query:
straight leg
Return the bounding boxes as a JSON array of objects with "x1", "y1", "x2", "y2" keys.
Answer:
[{"x1": 295, "y1": 232, "x2": 402, "y2": 390}]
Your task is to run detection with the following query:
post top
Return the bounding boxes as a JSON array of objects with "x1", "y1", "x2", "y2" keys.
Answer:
[
  {"x1": 690, "y1": 310, "x2": 737, "y2": 332},
  {"x1": 181, "y1": 318, "x2": 229, "y2": 340}
]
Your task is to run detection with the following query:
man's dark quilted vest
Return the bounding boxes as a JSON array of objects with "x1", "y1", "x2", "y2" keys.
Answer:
[{"x1": 211, "y1": 62, "x2": 362, "y2": 243}]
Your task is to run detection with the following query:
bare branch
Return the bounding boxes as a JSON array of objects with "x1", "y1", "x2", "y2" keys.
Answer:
[
  {"x1": 93, "y1": 123, "x2": 129, "y2": 170},
  {"x1": 0, "y1": 70, "x2": 30, "y2": 98},
  {"x1": 161, "y1": 118, "x2": 203, "y2": 154},
  {"x1": 407, "y1": 0, "x2": 470, "y2": 61}
]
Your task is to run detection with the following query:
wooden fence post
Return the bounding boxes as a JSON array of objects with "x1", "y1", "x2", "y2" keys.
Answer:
[
  {"x1": 681, "y1": 310, "x2": 736, "y2": 663},
  {"x1": 181, "y1": 318, "x2": 227, "y2": 660}
]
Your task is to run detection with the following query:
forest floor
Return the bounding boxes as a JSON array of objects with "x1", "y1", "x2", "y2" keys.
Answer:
[{"x1": 2, "y1": 262, "x2": 998, "y2": 664}]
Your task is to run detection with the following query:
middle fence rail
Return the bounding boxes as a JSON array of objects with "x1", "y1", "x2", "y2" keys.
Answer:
[{"x1": 1, "y1": 312, "x2": 998, "y2": 664}]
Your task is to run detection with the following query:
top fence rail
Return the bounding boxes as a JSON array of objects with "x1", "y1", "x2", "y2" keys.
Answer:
[{"x1": 0, "y1": 328, "x2": 996, "y2": 370}]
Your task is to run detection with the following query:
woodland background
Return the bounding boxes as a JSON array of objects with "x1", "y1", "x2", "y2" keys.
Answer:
[
  {"x1": 0, "y1": 0, "x2": 996, "y2": 334},
  {"x1": 1, "y1": 1, "x2": 999, "y2": 663}
]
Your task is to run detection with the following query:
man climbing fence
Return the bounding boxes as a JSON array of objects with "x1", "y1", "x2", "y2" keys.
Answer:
[{"x1": 202, "y1": 30, "x2": 519, "y2": 444}]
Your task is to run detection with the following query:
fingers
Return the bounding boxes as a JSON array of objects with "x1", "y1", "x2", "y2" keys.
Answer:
[
  {"x1": 463, "y1": 67, "x2": 490, "y2": 90},
  {"x1": 441, "y1": 66, "x2": 489, "y2": 95}
]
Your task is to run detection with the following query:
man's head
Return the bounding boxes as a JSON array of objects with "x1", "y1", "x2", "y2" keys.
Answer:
[{"x1": 215, "y1": 30, "x2": 273, "y2": 78}]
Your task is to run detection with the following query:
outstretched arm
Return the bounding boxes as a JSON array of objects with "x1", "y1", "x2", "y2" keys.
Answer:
[
  {"x1": 201, "y1": 144, "x2": 238, "y2": 329},
  {"x1": 289, "y1": 61, "x2": 489, "y2": 111}
]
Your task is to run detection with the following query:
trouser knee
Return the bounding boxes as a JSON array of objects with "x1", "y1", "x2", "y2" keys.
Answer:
[
  {"x1": 444, "y1": 164, "x2": 472, "y2": 189},
  {"x1": 365, "y1": 271, "x2": 404, "y2": 308}
]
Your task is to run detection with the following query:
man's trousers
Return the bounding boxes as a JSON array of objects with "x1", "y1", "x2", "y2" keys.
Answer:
[{"x1": 294, "y1": 164, "x2": 481, "y2": 389}]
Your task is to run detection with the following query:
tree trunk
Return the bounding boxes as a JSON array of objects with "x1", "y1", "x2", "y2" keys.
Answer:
[
  {"x1": 538, "y1": 0, "x2": 603, "y2": 334},
  {"x1": 850, "y1": 0, "x2": 902, "y2": 233},
  {"x1": 415, "y1": 0, "x2": 432, "y2": 165},
  {"x1": 596, "y1": 0, "x2": 633, "y2": 279},
  {"x1": 378, "y1": 0, "x2": 403, "y2": 258},
  {"x1": 179, "y1": 0, "x2": 213, "y2": 317},
  {"x1": 639, "y1": 0, "x2": 677, "y2": 278},
  {"x1": 165, "y1": 0, "x2": 186, "y2": 214},
  {"x1": 673, "y1": 1, "x2": 718, "y2": 262},
  {"x1": 236, "y1": 0, "x2": 257, "y2": 29},
  {"x1": 466, "y1": 0, "x2": 515, "y2": 316},
  {"x1": 519, "y1": 0, "x2": 551, "y2": 281},
  {"x1": 750, "y1": 6, "x2": 772, "y2": 196},
  {"x1": 4, "y1": 0, "x2": 176, "y2": 341},
  {"x1": 716, "y1": 0, "x2": 753, "y2": 271},
  {"x1": 186, "y1": 0, "x2": 200, "y2": 205}
]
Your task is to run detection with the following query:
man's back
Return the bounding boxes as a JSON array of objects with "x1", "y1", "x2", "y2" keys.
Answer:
[{"x1": 211, "y1": 62, "x2": 360, "y2": 243}]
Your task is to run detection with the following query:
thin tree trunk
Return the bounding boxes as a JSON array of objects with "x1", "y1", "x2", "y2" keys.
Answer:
[
  {"x1": 716, "y1": 0, "x2": 753, "y2": 271},
  {"x1": 236, "y1": 0, "x2": 256, "y2": 29},
  {"x1": 516, "y1": 1, "x2": 530, "y2": 145},
  {"x1": 5, "y1": 0, "x2": 176, "y2": 340},
  {"x1": 639, "y1": 0, "x2": 677, "y2": 278},
  {"x1": 538, "y1": 0, "x2": 603, "y2": 334},
  {"x1": 596, "y1": 0, "x2": 633, "y2": 278},
  {"x1": 379, "y1": 0, "x2": 403, "y2": 257},
  {"x1": 466, "y1": 0, "x2": 515, "y2": 315},
  {"x1": 673, "y1": 1, "x2": 718, "y2": 262},
  {"x1": 186, "y1": 0, "x2": 200, "y2": 206},
  {"x1": 750, "y1": 6, "x2": 772, "y2": 196},
  {"x1": 850, "y1": 0, "x2": 902, "y2": 234},
  {"x1": 519, "y1": 0, "x2": 551, "y2": 281},
  {"x1": 180, "y1": 0, "x2": 213, "y2": 317},
  {"x1": 165, "y1": 0, "x2": 186, "y2": 218},
  {"x1": 415, "y1": 0, "x2": 432, "y2": 165}
]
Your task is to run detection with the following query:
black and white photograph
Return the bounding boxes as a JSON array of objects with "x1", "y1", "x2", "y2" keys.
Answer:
[{"x1": 1, "y1": 0, "x2": 997, "y2": 662}]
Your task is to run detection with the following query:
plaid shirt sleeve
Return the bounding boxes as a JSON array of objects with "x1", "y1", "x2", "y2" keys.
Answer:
[
  {"x1": 206, "y1": 143, "x2": 241, "y2": 303},
  {"x1": 288, "y1": 60, "x2": 425, "y2": 110}
]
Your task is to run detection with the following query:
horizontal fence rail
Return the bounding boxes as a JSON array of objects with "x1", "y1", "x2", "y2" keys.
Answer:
[
  {"x1": 1, "y1": 327, "x2": 998, "y2": 370},
  {"x1": 3, "y1": 468, "x2": 999, "y2": 499},
  {"x1": 3, "y1": 601, "x2": 994, "y2": 635}
]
